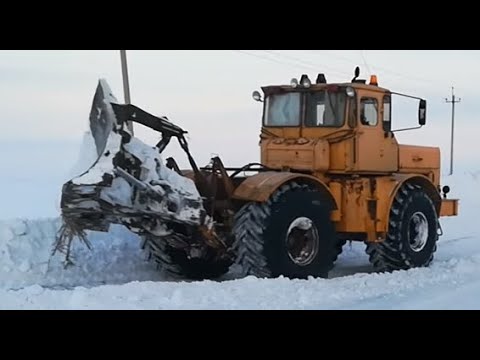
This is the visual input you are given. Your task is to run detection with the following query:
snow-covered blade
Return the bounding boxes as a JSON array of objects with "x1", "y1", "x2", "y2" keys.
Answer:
[{"x1": 58, "y1": 80, "x2": 207, "y2": 260}]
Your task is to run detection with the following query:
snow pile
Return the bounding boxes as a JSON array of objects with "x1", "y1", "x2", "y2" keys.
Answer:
[
  {"x1": 61, "y1": 79, "x2": 206, "y2": 240},
  {"x1": 1, "y1": 245, "x2": 480, "y2": 309},
  {"x1": 67, "y1": 132, "x2": 99, "y2": 182},
  {"x1": 121, "y1": 136, "x2": 203, "y2": 222},
  {"x1": 71, "y1": 132, "x2": 122, "y2": 186},
  {"x1": 0, "y1": 219, "x2": 161, "y2": 290},
  {"x1": 70, "y1": 79, "x2": 122, "y2": 185},
  {"x1": 0, "y1": 78, "x2": 211, "y2": 292}
]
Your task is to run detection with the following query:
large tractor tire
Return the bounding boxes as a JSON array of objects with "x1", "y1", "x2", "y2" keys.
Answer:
[
  {"x1": 232, "y1": 182, "x2": 338, "y2": 280},
  {"x1": 366, "y1": 183, "x2": 439, "y2": 272},
  {"x1": 334, "y1": 239, "x2": 347, "y2": 263},
  {"x1": 143, "y1": 235, "x2": 231, "y2": 281}
]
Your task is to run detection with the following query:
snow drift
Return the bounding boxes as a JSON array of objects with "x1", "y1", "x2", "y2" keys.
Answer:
[
  {"x1": 0, "y1": 219, "x2": 161, "y2": 290},
  {"x1": 1, "y1": 227, "x2": 479, "y2": 309}
]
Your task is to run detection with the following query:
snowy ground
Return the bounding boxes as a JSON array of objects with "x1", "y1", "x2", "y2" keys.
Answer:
[{"x1": 0, "y1": 170, "x2": 478, "y2": 309}]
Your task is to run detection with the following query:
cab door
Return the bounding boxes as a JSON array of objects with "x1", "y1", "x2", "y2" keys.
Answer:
[{"x1": 355, "y1": 93, "x2": 398, "y2": 173}]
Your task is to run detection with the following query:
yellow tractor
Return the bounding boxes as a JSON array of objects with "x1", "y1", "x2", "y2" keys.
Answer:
[{"x1": 58, "y1": 67, "x2": 458, "y2": 280}]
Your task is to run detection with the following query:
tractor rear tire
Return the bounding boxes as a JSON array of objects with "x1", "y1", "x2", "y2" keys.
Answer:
[
  {"x1": 334, "y1": 239, "x2": 347, "y2": 263},
  {"x1": 232, "y1": 182, "x2": 338, "y2": 279},
  {"x1": 366, "y1": 183, "x2": 439, "y2": 272},
  {"x1": 144, "y1": 235, "x2": 231, "y2": 280}
]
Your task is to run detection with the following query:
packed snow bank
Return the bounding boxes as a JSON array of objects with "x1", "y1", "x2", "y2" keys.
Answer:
[
  {"x1": 1, "y1": 241, "x2": 480, "y2": 309},
  {"x1": 1, "y1": 215, "x2": 479, "y2": 309},
  {"x1": 0, "y1": 219, "x2": 161, "y2": 290}
]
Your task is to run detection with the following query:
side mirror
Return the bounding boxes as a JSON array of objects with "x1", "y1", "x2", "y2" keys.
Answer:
[
  {"x1": 252, "y1": 91, "x2": 263, "y2": 103},
  {"x1": 419, "y1": 99, "x2": 427, "y2": 126}
]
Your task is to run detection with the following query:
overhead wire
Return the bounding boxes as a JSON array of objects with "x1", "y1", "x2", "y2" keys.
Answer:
[
  {"x1": 360, "y1": 50, "x2": 372, "y2": 74},
  {"x1": 234, "y1": 50, "x2": 353, "y2": 81},
  {"x1": 261, "y1": 50, "x2": 352, "y2": 78},
  {"x1": 234, "y1": 50, "x2": 448, "y2": 97},
  {"x1": 300, "y1": 50, "x2": 446, "y2": 88},
  {"x1": 234, "y1": 50, "x2": 321, "y2": 73}
]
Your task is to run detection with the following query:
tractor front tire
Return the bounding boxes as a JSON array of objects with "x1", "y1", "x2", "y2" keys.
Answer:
[
  {"x1": 144, "y1": 235, "x2": 231, "y2": 280},
  {"x1": 366, "y1": 183, "x2": 439, "y2": 272},
  {"x1": 232, "y1": 182, "x2": 337, "y2": 280}
]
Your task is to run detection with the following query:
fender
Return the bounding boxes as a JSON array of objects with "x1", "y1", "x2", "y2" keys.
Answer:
[{"x1": 232, "y1": 171, "x2": 337, "y2": 209}]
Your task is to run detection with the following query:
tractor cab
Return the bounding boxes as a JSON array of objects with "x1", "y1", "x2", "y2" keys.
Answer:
[
  {"x1": 253, "y1": 75, "x2": 353, "y2": 139},
  {"x1": 253, "y1": 67, "x2": 428, "y2": 175}
]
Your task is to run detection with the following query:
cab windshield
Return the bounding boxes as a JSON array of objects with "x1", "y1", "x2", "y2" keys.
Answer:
[
  {"x1": 264, "y1": 92, "x2": 301, "y2": 126},
  {"x1": 305, "y1": 91, "x2": 346, "y2": 127},
  {"x1": 264, "y1": 90, "x2": 346, "y2": 127}
]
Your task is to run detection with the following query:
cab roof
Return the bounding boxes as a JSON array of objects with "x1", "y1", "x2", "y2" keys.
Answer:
[{"x1": 261, "y1": 82, "x2": 391, "y2": 95}]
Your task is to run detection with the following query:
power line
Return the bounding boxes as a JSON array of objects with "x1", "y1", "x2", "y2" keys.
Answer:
[
  {"x1": 360, "y1": 50, "x2": 372, "y2": 74},
  {"x1": 237, "y1": 50, "x2": 436, "y2": 88},
  {"x1": 262, "y1": 50, "x2": 351, "y2": 78},
  {"x1": 445, "y1": 87, "x2": 461, "y2": 176},
  {"x1": 234, "y1": 50, "x2": 319, "y2": 73},
  {"x1": 300, "y1": 50, "x2": 446, "y2": 88},
  {"x1": 234, "y1": 50, "x2": 353, "y2": 81},
  {"x1": 234, "y1": 50, "x2": 447, "y2": 97}
]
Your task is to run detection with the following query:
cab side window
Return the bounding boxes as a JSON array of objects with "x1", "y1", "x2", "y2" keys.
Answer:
[
  {"x1": 383, "y1": 96, "x2": 391, "y2": 132},
  {"x1": 360, "y1": 98, "x2": 378, "y2": 127}
]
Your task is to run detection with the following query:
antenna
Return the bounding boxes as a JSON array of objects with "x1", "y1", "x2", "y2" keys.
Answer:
[{"x1": 352, "y1": 67, "x2": 360, "y2": 82}]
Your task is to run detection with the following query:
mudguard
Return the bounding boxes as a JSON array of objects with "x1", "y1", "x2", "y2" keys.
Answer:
[{"x1": 232, "y1": 171, "x2": 337, "y2": 210}]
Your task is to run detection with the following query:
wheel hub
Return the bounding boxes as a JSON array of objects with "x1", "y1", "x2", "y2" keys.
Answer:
[
  {"x1": 286, "y1": 217, "x2": 319, "y2": 266},
  {"x1": 408, "y1": 212, "x2": 429, "y2": 252}
]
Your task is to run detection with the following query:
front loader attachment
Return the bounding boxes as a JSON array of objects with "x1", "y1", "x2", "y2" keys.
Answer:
[{"x1": 56, "y1": 80, "x2": 231, "y2": 276}]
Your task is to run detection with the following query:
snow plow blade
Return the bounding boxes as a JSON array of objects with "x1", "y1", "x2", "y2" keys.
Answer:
[
  {"x1": 56, "y1": 80, "x2": 231, "y2": 275},
  {"x1": 60, "y1": 79, "x2": 206, "y2": 231}
]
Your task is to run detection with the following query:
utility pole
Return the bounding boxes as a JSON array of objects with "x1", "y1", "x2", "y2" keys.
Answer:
[
  {"x1": 445, "y1": 87, "x2": 461, "y2": 175},
  {"x1": 120, "y1": 50, "x2": 134, "y2": 134}
]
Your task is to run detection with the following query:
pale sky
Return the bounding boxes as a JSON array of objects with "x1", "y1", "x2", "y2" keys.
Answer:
[{"x1": 0, "y1": 50, "x2": 478, "y2": 218}]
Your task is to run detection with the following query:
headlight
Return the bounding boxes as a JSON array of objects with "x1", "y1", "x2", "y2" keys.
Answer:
[
  {"x1": 300, "y1": 75, "x2": 312, "y2": 88},
  {"x1": 252, "y1": 91, "x2": 262, "y2": 102},
  {"x1": 346, "y1": 87, "x2": 355, "y2": 97},
  {"x1": 301, "y1": 77, "x2": 311, "y2": 88}
]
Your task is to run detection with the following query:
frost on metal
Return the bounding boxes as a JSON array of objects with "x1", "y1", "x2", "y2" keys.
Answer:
[{"x1": 56, "y1": 79, "x2": 206, "y2": 265}]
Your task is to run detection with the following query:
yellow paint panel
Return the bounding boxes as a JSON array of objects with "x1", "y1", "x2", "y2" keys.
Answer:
[
  {"x1": 262, "y1": 139, "x2": 330, "y2": 172},
  {"x1": 399, "y1": 145, "x2": 440, "y2": 170},
  {"x1": 440, "y1": 199, "x2": 459, "y2": 217}
]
